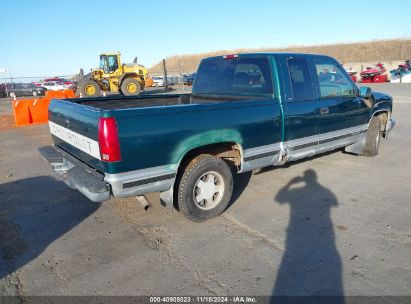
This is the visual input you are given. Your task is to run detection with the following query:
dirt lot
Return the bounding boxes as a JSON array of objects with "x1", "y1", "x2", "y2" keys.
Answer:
[{"x1": 0, "y1": 84, "x2": 410, "y2": 298}]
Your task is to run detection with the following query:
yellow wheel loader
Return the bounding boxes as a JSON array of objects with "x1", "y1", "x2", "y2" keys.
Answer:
[{"x1": 77, "y1": 52, "x2": 149, "y2": 97}]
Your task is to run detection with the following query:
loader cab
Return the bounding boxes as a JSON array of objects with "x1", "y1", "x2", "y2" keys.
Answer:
[{"x1": 99, "y1": 53, "x2": 120, "y2": 74}]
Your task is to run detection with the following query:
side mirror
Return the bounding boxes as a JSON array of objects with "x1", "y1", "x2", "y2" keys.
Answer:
[{"x1": 359, "y1": 86, "x2": 372, "y2": 99}]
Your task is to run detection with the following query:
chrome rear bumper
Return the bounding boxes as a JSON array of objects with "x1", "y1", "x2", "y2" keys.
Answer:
[{"x1": 39, "y1": 146, "x2": 110, "y2": 202}]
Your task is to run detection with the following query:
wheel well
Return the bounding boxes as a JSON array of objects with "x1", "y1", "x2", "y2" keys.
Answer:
[
  {"x1": 120, "y1": 74, "x2": 141, "y2": 85},
  {"x1": 178, "y1": 142, "x2": 242, "y2": 174},
  {"x1": 81, "y1": 78, "x2": 101, "y2": 88}
]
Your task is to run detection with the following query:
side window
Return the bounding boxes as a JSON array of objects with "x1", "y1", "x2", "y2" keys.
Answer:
[
  {"x1": 287, "y1": 58, "x2": 315, "y2": 101},
  {"x1": 314, "y1": 60, "x2": 355, "y2": 98}
]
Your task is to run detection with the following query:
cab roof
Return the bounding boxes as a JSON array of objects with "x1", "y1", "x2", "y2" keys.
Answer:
[
  {"x1": 203, "y1": 52, "x2": 335, "y2": 61},
  {"x1": 100, "y1": 52, "x2": 121, "y2": 56}
]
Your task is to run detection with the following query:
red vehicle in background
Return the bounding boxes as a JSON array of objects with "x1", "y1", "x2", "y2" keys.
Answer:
[
  {"x1": 361, "y1": 62, "x2": 387, "y2": 83},
  {"x1": 44, "y1": 77, "x2": 74, "y2": 85},
  {"x1": 33, "y1": 77, "x2": 74, "y2": 87},
  {"x1": 344, "y1": 67, "x2": 358, "y2": 82}
]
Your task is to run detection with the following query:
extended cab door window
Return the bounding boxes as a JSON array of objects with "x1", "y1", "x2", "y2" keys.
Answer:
[
  {"x1": 284, "y1": 57, "x2": 319, "y2": 146},
  {"x1": 287, "y1": 58, "x2": 315, "y2": 101}
]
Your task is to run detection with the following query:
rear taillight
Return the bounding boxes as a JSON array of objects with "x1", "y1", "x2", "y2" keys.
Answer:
[{"x1": 98, "y1": 117, "x2": 121, "y2": 162}]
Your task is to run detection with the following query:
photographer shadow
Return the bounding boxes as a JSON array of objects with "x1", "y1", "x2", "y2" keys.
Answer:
[{"x1": 272, "y1": 169, "x2": 344, "y2": 302}]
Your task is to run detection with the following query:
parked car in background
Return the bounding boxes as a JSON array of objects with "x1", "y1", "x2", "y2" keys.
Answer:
[
  {"x1": 183, "y1": 73, "x2": 196, "y2": 86},
  {"x1": 0, "y1": 83, "x2": 10, "y2": 97},
  {"x1": 34, "y1": 78, "x2": 74, "y2": 87},
  {"x1": 152, "y1": 76, "x2": 165, "y2": 87},
  {"x1": 44, "y1": 77, "x2": 74, "y2": 86},
  {"x1": 3, "y1": 83, "x2": 47, "y2": 97},
  {"x1": 167, "y1": 76, "x2": 179, "y2": 86},
  {"x1": 41, "y1": 81, "x2": 69, "y2": 91}
]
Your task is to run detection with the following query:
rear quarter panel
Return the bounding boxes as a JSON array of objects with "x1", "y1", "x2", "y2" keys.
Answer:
[{"x1": 103, "y1": 99, "x2": 282, "y2": 174}]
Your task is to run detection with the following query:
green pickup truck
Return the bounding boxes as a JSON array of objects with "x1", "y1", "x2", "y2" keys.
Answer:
[{"x1": 40, "y1": 53, "x2": 395, "y2": 221}]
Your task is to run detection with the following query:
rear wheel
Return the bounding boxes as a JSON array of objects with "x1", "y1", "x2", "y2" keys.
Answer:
[
  {"x1": 79, "y1": 80, "x2": 101, "y2": 97},
  {"x1": 120, "y1": 78, "x2": 141, "y2": 96},
  {"x1": 177, "y1": 155, "x2": 233, "y2": 221},
  {"x1": 363, "y1": 116, "x2": 381, "y2": 156},
  {"x1": 32, "y1": 90, "x2": 38, "y2": 96}
]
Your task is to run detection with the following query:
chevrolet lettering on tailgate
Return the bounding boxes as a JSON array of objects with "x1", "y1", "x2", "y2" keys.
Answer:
[{"x1": 49, "y1": 121, "x2": 101, "y2": 160}]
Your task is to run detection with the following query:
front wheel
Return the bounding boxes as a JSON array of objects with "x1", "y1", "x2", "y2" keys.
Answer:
[
  {"x1": 79, "y1": 80, "x2": 101, "y2": 97},
  {"x1": 177, "y1": 154, "x2": 233, "y2": 221},
  {"x1": 32, "y1": 90, "x2": 38, "y2": 96},
  {"x1": 363, "y1": 116, "x2": 381, "y2": 156},
  {"x1": 120, "y1": 78, "x2": 142, "y2": 96}
]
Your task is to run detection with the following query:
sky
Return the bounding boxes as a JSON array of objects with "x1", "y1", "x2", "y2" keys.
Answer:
[{"x1": 0, "y1": 0, "x2": 410, "y2": 78}]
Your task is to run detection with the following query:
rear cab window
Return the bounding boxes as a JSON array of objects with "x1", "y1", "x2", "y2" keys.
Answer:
[{"x1": 193, "y1": 56, "x2": 273, "y2": 97}]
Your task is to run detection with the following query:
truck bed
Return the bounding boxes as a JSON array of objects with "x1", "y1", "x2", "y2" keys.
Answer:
[
  {"x1": 67, "y1": 93, "x2": 262, "y2": 110},
  {"x1": 75, "y1": 94, "x2": 191, "y2": 110}
]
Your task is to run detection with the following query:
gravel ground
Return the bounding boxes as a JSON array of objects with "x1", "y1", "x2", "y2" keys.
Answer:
[{"x1": 0, "y1": 84, "x2": 410, "y2": 298}]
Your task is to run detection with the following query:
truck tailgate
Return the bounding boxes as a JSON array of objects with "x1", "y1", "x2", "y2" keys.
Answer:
[{"x1": 48, "y1": 99, "x2": 104, "y2": 171}]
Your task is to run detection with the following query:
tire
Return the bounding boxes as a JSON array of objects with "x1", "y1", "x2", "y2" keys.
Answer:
[
  {"x1": 177, "y1": 154, "x2": 233, "y2": 221},
  {"x1": 9, "y1": 92, "x2": 16, "y2": 98},
  {"x1": 32, "y1": 90, "x2": 38, "y2": 97},
  {"x1": 79, "y1": 80, "x2": 101, "y2": 97},
  {"x1": 363, "y1": 116, "x2": 382, "y2": 157},
  {"x1": 120, "y1": 78, "x2": 141, "y2": 96}
]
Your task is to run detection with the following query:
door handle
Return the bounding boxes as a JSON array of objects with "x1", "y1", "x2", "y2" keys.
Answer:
[{"x1": 320, "y1": 107, "x2": 329, "y2": 115}]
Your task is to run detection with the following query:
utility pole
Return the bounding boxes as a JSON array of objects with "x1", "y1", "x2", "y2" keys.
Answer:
[{"x1": 163, "y1": 59, "x2": 168, "y2": 89}]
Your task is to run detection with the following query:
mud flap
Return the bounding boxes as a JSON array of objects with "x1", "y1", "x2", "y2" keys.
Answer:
[
  {"x1": 160, "y1": 187, "x2": 174, "y2": 215},
  {"x1": 345, "y1": 133, "x2": 367, "y2": 155}
]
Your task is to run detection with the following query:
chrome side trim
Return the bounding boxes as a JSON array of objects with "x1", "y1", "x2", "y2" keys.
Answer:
[
  {"x1": 287, "y1": 133, "x2": 319, "y2": 151},
  {"x1": 322, "y1": 124, "x2": 368, "y2": 138},
  {"x1": 243, "y1": 142, "x2": 281, "y2": 160},
  {"x1": 105, "y1": 165, "x2": 177, "y2": 197},
  {"x1": 240, "y1": 143, "x2": 281, "y2": 172},
  {"x1": 240, "y1": 124, "x2": 369, "y2": 170}
]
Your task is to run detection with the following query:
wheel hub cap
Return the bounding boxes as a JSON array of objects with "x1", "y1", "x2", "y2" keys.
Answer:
[
  {"x1": 199, "y1": 180, "x2": 217, "y2": 200},
  {"x1": 127, "y1": 83, "x2": 137, "y2": 93},
  {"x1": 85, "y1": 85, "x2": 95, "y2": 95},
  {"x1": 193, "y1": 171, "x2": 225, "y2": 210}
]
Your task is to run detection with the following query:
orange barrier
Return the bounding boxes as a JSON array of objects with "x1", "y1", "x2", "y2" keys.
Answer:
[
  {"x1": 46, "y1": 90, "x2": 65, "y2": 99},
  {"x1": 12, "y1": 99, "x2": 33, "y2": 126},
  {"x1": 63, "y1": 89, "x2": 76, "y2": 98},
  {"x1": 45, "y1": 89, "x2": 76, "y2": 99},
  {"x1": 145, "y1": 77, "x2": 154, "y2": 87},
  {"x1": 12, "y1": 89, "x2": 76, "y2": 127},
  {"x1": 29, "y1": 98, "x2": 50, "y2": 124}
]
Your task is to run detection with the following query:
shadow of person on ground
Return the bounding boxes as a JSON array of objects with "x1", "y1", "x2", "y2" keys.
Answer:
[
  {"x1": 0, "y1": 176, "x2": 100, "y2": 280},
  {"x1": 271, "y1": 169, "x2": 344, "y2": 303}
]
